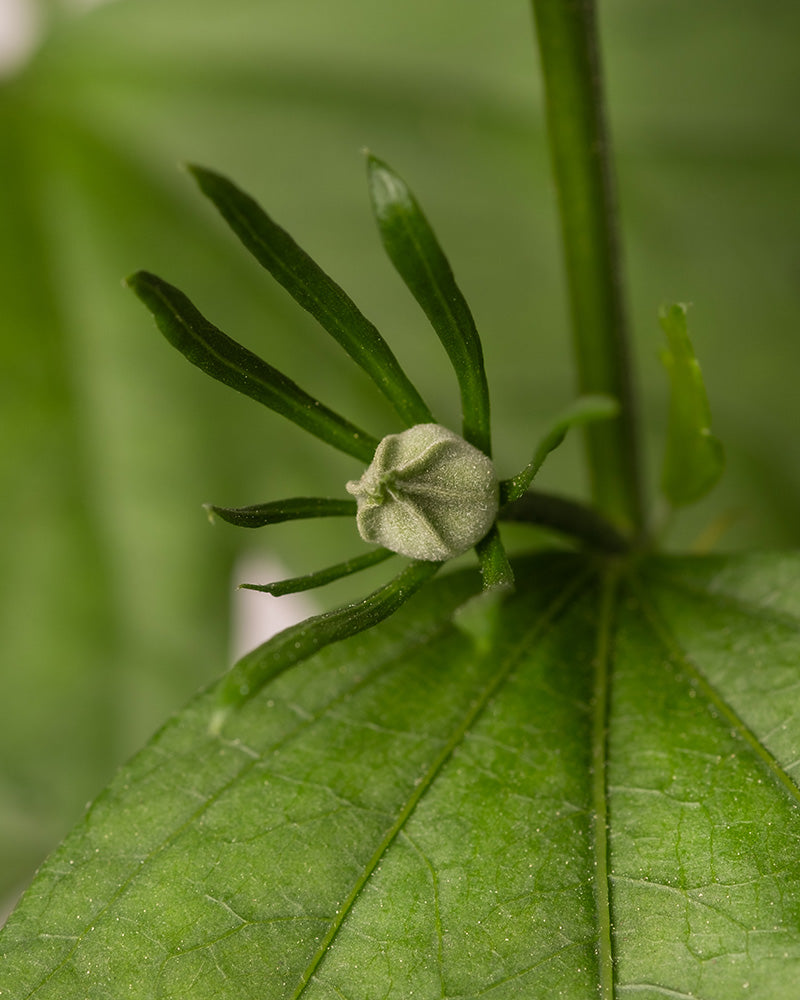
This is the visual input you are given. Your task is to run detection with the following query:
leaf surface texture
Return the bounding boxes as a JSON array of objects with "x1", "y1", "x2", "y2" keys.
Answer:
[{"x1": 3, "y1": 552, "x2": 800, "y2": 997}]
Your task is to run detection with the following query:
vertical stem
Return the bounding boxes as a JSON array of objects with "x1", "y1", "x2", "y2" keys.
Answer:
[{"x1": 530, "y1": 0, "x2": 643, "y2": 535}]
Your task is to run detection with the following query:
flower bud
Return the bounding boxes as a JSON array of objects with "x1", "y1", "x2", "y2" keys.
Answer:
[{"x1": 346, "y1": 423, "x2": 499, "y2": 561}]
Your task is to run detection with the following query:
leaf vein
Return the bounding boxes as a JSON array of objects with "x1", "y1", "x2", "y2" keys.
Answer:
[
  {"x1": 633, "y1": 577, "x2": 800, "y2": 808},
  {"x1": 591, "y1": 568, "x2": 617, "y2": 998}
]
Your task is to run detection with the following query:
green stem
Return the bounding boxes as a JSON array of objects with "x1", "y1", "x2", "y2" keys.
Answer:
[
  {"x1": 475, "y1": 526, "x2": 515, "y2": 591},
  {"x1": 500, "y1": 489, "x2": 629, "y2": 554},
  {"x1": 591, "y1": 566, "x2": 617, "y2": 996},
  {"x1": 530, "y1": 0, "x2": 643, "y2": 535}
]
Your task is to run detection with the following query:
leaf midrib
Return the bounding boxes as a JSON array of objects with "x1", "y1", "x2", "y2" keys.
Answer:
[{"x1": 591, "y1": 568, "x2": 617, "y2": 999}]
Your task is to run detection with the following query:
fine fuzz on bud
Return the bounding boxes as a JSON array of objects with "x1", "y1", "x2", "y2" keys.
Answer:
[{"x1": 346, "y1": 424, "x2": 499, "y2": 561}]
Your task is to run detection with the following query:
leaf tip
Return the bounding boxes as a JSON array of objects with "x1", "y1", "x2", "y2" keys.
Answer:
[
  {"x1": 183, "y1": 161, "x2": 204, "y2": 181},
  {"x1": 365, "y1": 152, "x2": 399, "y2": 197},
  {"x1": 124, "y1": 270, "x2": 144, "y2": 291},
  {"x1": 185, "y1": 162, "x2": 225, "y2": 199},
  {"x1": 126, "y1": 269, "x2": 162, "y2": 296},
  {"x1": 238, "y1": 582, "x2": 273, "y2": 594},
  {"x1": 126, "y1": 271, "x2": 164, "y2": 311},
  {"x1": 658, "y1": 301, "x2": 694, "y2": 343}
]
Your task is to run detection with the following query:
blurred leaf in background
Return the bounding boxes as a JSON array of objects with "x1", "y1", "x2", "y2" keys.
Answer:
[{"x1": 1, "y1": 0, "x2": 799, "y2": 910}]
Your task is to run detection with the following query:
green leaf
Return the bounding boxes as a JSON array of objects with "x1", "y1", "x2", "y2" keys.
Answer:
[
  {"x1": 206, "y1": 497, "x2": 357, "y2": 528},
  {"x1": 659, "y1": 303, "x2": 725, "y2": 507},
  {"x1": 187, "y1": 165, "x2": 434, "y2": 428},
  {"x1": 127, "y1": 271, "x2": 379, "y2": 463},
  {"x1": 240, "y1": 547, "x2": 394, "y2": 596},
  {"x1": 4, "y1": 551, "x2": 800, "y2": 997},
  {"x1": 366, "y1": 154, "x2": 492, "y2": 456},
  {"x1": 501, "y1": 394, "x2": 620, "y2": 504}
]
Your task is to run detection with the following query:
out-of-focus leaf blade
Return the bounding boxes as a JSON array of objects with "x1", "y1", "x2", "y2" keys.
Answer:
[
  {"x1": 127, "y1": 271, "x2": 379, "y2": 463},
  {"x1": 188, "y1": 165, "x2": 434, "y2": 428},
  {"x1": 659, "y1": 303, "x2": 725, "y2": 507},
  {"x1": 4, "y1": 553, "x2": 800, "y2": 997},
  {"x1": 366, "y1": 154, "x2": 492, "y2": 456}
]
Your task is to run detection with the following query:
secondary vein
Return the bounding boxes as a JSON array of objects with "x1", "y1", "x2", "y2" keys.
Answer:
[{"x1": 633, "y1": 576, "x2": 800, "y2": 809}]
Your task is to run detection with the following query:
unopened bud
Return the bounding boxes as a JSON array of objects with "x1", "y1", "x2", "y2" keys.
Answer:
[{"x1": 346, "y1": 423, "x2": 499, "y2": 561}]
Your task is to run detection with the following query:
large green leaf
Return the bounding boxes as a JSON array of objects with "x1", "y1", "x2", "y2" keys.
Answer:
[{"x1": 3, "y1": 550, "x2": 799, "y2": 996}]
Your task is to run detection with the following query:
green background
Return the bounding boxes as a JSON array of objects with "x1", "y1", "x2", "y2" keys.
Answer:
[{"x1": 2, "y1": 0, "x2": 799, "y2": 910}]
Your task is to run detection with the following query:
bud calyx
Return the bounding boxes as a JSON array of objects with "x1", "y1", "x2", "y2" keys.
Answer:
[{"x1": 346, "y1": 423, "x2": 499, "y2": 561}]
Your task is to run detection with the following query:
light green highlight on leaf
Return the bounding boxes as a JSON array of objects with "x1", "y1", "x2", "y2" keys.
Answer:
[
  {"x1": 346, "y1": 423, "x2": 499, "y2": 561},
  {"x1": 187, "y1": 165, "x2": 434, "y2": 428},
  {"x1": 366, "y1": 154, "x2": 492, "y2": 456},
  {"x1": 502, "y1": 394, "x2": 620, "y2": 504},
  {"x1": 659, "y1": 303, "x2": 725, "y2": 507},
  {"x1": 240, "y1": 547, "x2": 394, "y2": 596},
  {"x1": 205, "y1": 496, "x2": 356, "y2": 528},
  {"x1": 127, "y1": 271, "x2": 379, "y2": 463}
]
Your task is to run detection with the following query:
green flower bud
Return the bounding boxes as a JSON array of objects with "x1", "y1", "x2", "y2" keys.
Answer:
[{"x1": 346, "y1": 423, "x2": 499, "y2": 561}]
